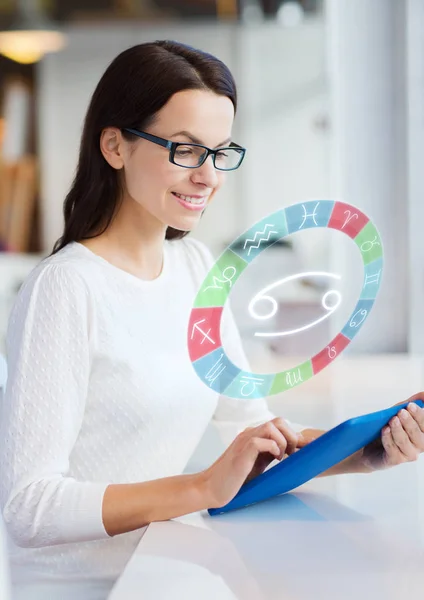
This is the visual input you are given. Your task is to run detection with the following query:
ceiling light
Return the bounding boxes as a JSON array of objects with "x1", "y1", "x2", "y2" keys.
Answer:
[{"x1": 0, "y1": 0, "x2": 66, "y2": 64}]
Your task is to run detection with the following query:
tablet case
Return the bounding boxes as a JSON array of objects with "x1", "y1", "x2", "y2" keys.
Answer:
[{"x1": 208, "y1": 399, "x2": 424, "y2": 515}]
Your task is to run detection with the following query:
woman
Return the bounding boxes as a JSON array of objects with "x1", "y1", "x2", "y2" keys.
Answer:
[{"x1": 1, "y1": 40, "x2": 423, "y2": 596}]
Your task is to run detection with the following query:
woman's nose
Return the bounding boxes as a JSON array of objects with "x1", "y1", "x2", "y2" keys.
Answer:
[{"x1": 190, "y1": 155, "x2": 219, "y2": 188}]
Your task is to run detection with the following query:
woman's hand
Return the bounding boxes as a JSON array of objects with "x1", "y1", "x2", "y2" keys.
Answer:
[
  {"x1": 361, "y1": 394, "x2": 424, "y2": 472},
  {"x1": 202, "y1": 418, "x2": 306, "y2": 509}
]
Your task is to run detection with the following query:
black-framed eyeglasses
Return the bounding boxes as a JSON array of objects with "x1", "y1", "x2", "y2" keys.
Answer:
[{"x1": 122, "y1": 127, "x2": 246, "y2": 171}]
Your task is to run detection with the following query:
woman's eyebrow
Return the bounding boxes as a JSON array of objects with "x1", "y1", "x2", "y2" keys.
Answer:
[{"x1": 170, "y1": 130, "x2": 232, "y2": 148}]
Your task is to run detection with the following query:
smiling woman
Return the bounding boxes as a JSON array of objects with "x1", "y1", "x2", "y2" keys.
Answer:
[
  {"x1": 1, "y1": 39, "x2": 424, "y2": 600},
  {"x1": 50, "y1": 42, "x2": 239, "y2": 253}
]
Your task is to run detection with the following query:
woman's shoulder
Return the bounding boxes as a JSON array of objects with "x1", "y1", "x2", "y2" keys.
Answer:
[
  {"x1": 6, "y1": 245, "x2": 96, "y2": 351},
  {"x1": 16, "y1": 243, "x2": 95, "y2": 303}
]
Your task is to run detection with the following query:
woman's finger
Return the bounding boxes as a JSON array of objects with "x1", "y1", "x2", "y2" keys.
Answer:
[
  {"x1": 270, "y1": 417, "x2": 300, "y2": 456},
  {"x1": 254, "y1": 421, "x2": 290, "y2": 459},
  {"x1": 380, "y1": 425, "x2": 402, "y2": 466},
  {"x1": 246, "y1": 436, "x2": 281, "y2": 461},
  {"x1": 389, "y1": 416, "x2": 420, "y2": 461},
  {"x1": 407, "y1": 403, "x2": 424, "y2": 434},
  {"x1": 399, "y1": 407, "x2": 424, "y2": 450},
  {"x1": 249, "y1": 420, "x2": 294, "y2": 459}
]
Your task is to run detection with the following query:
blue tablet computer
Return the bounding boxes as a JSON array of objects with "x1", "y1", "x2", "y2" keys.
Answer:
[{"x1": 208, "y1": 399, "x2": 424, "y2": 516}]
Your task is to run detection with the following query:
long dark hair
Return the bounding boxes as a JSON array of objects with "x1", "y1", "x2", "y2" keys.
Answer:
[{"x1": 50, "y1": 40, "x2": 237, "y2": 255}]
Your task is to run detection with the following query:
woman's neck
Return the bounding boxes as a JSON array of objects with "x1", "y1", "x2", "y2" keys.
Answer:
[{"x1": 80, "y1": 203, "x2": 168, "y2": 281}]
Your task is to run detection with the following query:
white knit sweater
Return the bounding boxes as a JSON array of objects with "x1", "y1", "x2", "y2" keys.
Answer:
[{"x1": 0, "y1": 237, "x2": 303, "y2": 585}]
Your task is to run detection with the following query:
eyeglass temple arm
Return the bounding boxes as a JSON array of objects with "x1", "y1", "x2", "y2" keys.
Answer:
[{"x1": 123, "y1": 128, "x2": 172, "y2": 149}]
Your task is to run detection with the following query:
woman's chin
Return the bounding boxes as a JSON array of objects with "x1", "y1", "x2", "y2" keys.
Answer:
[{"x1": 167, "y1": 213, "x2": 203, "y2": 232}]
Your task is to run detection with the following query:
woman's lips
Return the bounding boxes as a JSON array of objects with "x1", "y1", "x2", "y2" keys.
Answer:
[{"x1": 172, "y1": 192, "x2": 207, "y2": 211}]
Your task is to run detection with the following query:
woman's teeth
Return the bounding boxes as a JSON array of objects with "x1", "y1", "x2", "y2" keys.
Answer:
[{"x1": 173, "y1": 192, "x2": 204, "y2": 205}]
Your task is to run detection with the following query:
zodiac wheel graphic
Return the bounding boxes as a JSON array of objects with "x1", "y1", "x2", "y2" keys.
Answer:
[{"x1": 188, "y1": 200, "x2": 383, "y2": 400}]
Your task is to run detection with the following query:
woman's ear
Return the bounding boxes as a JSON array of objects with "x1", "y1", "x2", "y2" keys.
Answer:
[{"x1": 100, "y1": 127, "x2": 126, "y2": 170}]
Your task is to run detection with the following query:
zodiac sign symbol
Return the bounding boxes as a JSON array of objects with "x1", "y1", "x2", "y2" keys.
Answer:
[
  {"x1": 327, "y1": 345, "x2": 337, "y2": 359},
  {"x1": 190, "y1": 319, "x2": 216, "y2": 345},
  {"x1": 299, "y1": 202, "x2": 320, "y2": 229},
  {"x1": 350, "y1": 309, "x2": 367, "y2": 328},
  {"x1": 364, "y1": 270, "x2": 381, "y2": 288},
  {"x1": 248, "y1": 271, "x2": 342, "y2": 338},
  {"x1": 286, "y1": 369, "x2": 303, "y2": 387},
  {"x1": 203, "y1": 266, "x2": 237, "y2": 292},
  {"x1": 361, "y1": 236, "x2": 381, "y2": 253},
  {"x1": 342, "y1": 210, "x2": 359, "y2": 229},
  {"x1": 239, "y1": 376, "x2": 265, "y2": 397},
  {"x1": 205, "y1": 353, "x2": 226, "y2": 386},
  {"x1": 243, "y1": 224, "x2": 278, "y2": 256}
]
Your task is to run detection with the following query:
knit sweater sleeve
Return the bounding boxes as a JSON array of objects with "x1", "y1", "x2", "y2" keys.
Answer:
[
  {"x1": 183, "y1": 238, "x2": 307, "y2": 446},
  {"x1": 0, "y1": 263, "x2": 110, "y2": 549}
]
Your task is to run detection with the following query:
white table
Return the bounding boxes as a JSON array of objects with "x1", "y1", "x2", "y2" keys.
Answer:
[
  {"x1": 108, "y1": 467, "x2": 424, "y2": 600},
  {"x1": 108, "y1": 354, "x2": 424, "y2": 600}
]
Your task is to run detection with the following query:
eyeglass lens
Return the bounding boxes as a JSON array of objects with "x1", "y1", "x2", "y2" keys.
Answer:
[{"x1": 173, "y1": 145, "x2": 243, "y2": 170}]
